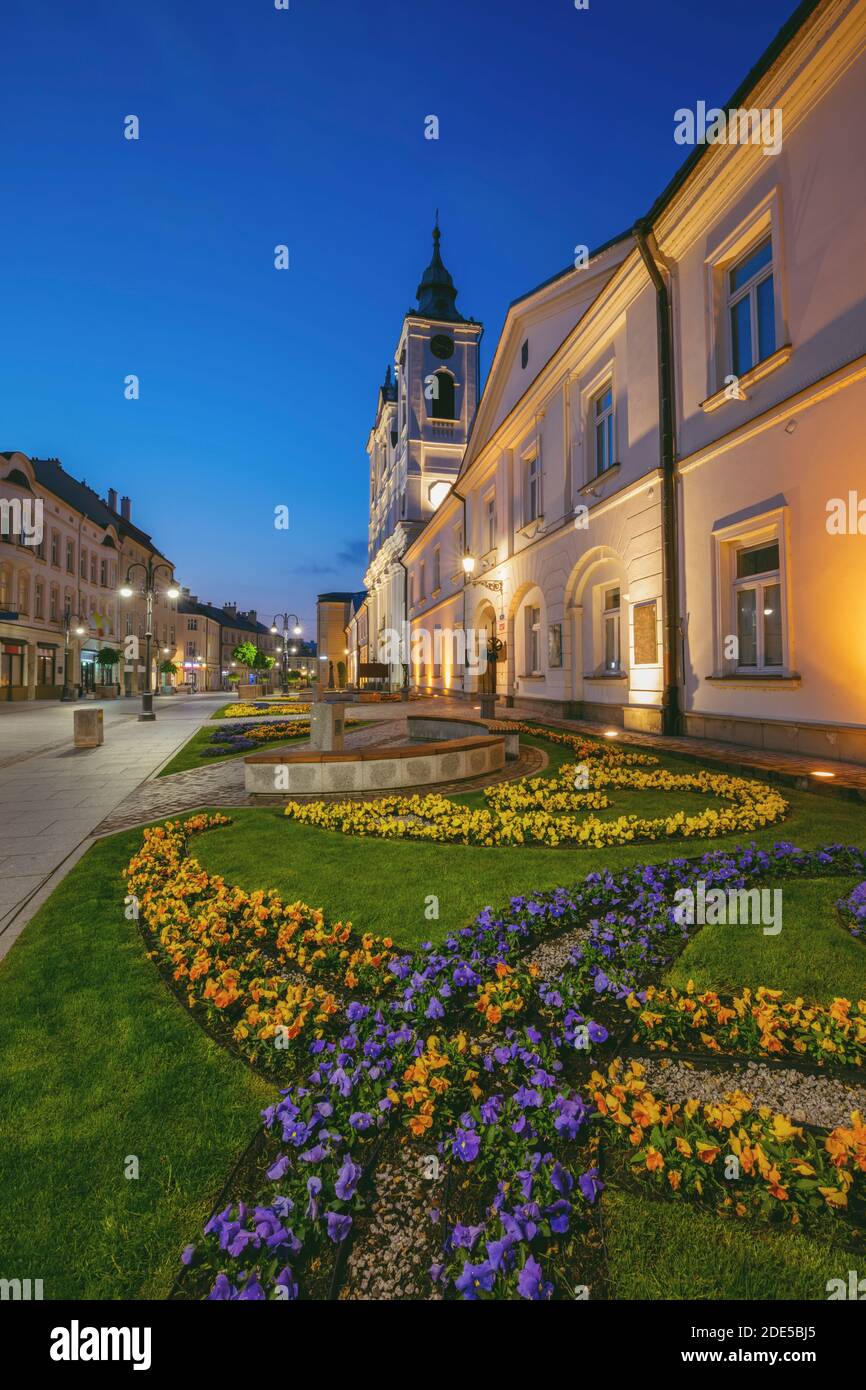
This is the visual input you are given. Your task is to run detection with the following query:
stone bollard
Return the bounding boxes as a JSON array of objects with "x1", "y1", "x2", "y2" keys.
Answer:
[
  {"x1": 74, "y1": 707, "x2": 104, "y2": 748},
  {"x1": 310, "y1": 702, "x2": 345, "y2": 751}
]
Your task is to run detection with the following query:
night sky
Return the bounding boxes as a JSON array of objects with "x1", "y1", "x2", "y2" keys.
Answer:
[{"x1": 0, "y1": 0, "x2": 799, "y2": 631}]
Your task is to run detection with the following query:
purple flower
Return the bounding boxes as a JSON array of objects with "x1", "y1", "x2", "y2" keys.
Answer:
[
  {"x1": 275, "y1": 1266, "x2": 299, "y2": 1300},
  {"x1": 335, "y1": 1157, "x2": 362, "y2": 1201},
  {"x1": 306, "y1": 1175, "x2": 322, "y2": 1220},
  {"x1": 181, "y1": 1244, "x2": 195, "y2": 1266},
  {"x1": 453, "y1": 1128, "x2": 481, "y2": 1162},
  {"x1": 326, "y1": 1211, "x2": 353, "y2": 1244},
  {"x1": 579, "y1": 1167, "x2": 603, "y2": 1204},
  {"x1": 517, "y1": 1254, "x2": 553, "y2": 1300},
  {"x1": 349, "y1": 1111, "x2": 373, "y2": 1131},
  {"x1": 207, "y1": 1273, "x2": 236, "y2": 1300},
  {"x1": 267, "y1": 1155, "x2": 290, "y2": 1181},
  {"x1": 455, "y1": 1260, "x2": 496, "y2": 1299}
]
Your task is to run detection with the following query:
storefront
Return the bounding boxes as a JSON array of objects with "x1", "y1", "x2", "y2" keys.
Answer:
[
  {"x1": 80, "y1": 648, "x2": 97, "y2": 694},
  {"x1": 36, "y1": 642, "x2": 62, "y2": 698},
  {"x1": 1, "y1": 639, "x2": 26, "y2": 700}
]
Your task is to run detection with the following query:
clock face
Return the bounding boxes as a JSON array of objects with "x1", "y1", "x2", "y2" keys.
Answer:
[{"x1": 430, "y1": 334, "x2": 454, "y2": 360}]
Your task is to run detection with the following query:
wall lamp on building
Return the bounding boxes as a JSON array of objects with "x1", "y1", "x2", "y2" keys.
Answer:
[
  {"x1": 60, "y1": 602, "x2": 87, "y2": 702},
  {"x1": 120, "y1": 560, "x2": 179, "y2": 722},
  {"x1": 270, "y1": 612, "x2": 302, "y2": 691},
  {"x1": 461, "y1": 551, "x2": 504, "y2": 595}
]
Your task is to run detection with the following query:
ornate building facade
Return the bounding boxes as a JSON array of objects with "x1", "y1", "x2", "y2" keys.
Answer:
[
  {"x1": 404, "y1": 0, "x2": 866, "y2": 763},
  {"x1": 357, "y1": 220, "x2": 483, "y2": 688}
]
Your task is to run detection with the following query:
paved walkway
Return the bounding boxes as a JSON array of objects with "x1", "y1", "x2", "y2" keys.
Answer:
[{"x1": 0, "y1": 693, "x2": 228, "y2": 959}]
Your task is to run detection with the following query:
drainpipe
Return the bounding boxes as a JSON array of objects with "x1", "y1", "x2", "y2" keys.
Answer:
[
  {"x1": 450, "y1": 487, "x2": 469, "y2": 696},
  {"x1": 634, "y1": 220, "x2": 681, "y2": 736},
  {"x1": 394, "y1": 556, "x2": 409, "y2": 695}
]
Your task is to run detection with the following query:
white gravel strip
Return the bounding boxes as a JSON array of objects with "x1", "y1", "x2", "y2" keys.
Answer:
[{"x1": 641, "y1": 1056, "x2": 866, "y2": 1130}]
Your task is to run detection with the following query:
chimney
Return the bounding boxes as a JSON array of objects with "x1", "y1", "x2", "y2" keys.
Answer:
[
  {"x1": 108, "y1": 487, "x2": 118, "y2": 512},
  {"x1": 120, "y1": 496, "x2": 131, "y2": 521}
]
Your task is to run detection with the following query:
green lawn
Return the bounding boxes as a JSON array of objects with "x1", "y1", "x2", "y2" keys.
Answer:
[
  {"x1": 666, "y1": 876, "x2": 866, "y2": 1001},
  {"x1": 158, "y1": 723, "x2": 311, "y2": 776},
  {"x1": 0, "y1": 830, "x2": 273, "y2": 1299},
  {"x1": 603, "y1": 1189, "x2": 854, "y2": 1300}
]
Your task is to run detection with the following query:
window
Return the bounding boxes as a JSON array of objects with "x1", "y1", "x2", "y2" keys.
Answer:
[
  {"x1": 526, "y1": 455, "x2": 541, "y2": 522},
  {"x1": 430, "y1": 370, "x2": 455, "y2": 420},
  {"x1": 188, "y1": 617, "x2": 198, "y2": 631},
  {"x1": 603, "y1": 587, "x2": 621, "y2": 672},
  {"x1": 526, "y1": 606, "x2": 541, "y2": 674},
  {"x1": 521, "y1": 339, "x2": 529, "y2": 369},
  {"x1": 486, "y1": 494, "x2": 496, "y2": 552},
  {"x1": 90, "y1": 554, "x2": 97, "y2": 584},
  {"x1": 51, "y1": 531, "x2": 59, "y2": 566},
  {"x1": 186, "y1": 641, "x2": 197, "y2": 658},
  {"x1": 66, "y1": 539, "x2": 74, "y2": 573},
  {"x1": 733, "y1": 540, "x2": 782, "y2": 668},
  {"x1": 728, "y1": 237, "x2": 775, "y2": 377},
  {"x1": 50, "y1": 585, "x2": 58, "y2": 622},
  {"x1": 100, "y1": 558, "x2": 107, "y2": 587},
  {"x1": 35, "y1": 581, "x2": 44, "y2": 619},
  {"x1": 17, "y1": 575, "x2": 29, "y2": 615},
  {"x1": 80, "y1": 548, "x2": 87, "y2": 579},
  {"x1": 594, "y1": 386, "x2": 615, "y2": 475},
  {"x1": 419, "y1": 562, "x2": 426, "y2": 599},
  {"x1": 432, "y1": 547, "x2": 440, "y2": 591},
  {"x1": 409, "y1": 574, "x2": 415, "y2": 608}
]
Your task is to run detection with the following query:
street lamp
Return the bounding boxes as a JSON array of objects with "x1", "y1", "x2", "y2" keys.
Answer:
[
  {"x1": 270, "y1": 612, "x2": 302, "y2": 692},
  {"x1": 120, "y1": 558, "x2": 179, "y2": 721},
  {"x1": 60, "y1": 602, "x2": 87, "y2": 702}
]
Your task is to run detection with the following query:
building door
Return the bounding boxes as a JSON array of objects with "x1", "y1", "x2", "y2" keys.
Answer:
[
  {"x1": 480, "y1": 614, "x2": 497, "y2": 696},
  {"x1": 1, "y1": 643, "x2": 25, "y2": 700},
  {"x1": 80, "y1": 652, "x2": 96, "y2": 693}
]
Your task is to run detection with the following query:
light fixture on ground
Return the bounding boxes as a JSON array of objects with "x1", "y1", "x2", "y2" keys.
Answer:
[{"x1": 120, "y1": 559, "x2": 180, "y2": 721}]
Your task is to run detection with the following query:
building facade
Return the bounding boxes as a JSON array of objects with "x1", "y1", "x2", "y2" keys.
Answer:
[
  {"x1": 402, "y1": 0, "x2": 866, "y2": 762},
  {"x1": 1, "y1": 453, "x2": 177, "y2": 700},
  {"x1": 359, "y1": 221, "x2": 483, "y2": 688},
  {"x1": 317, "y1": 591, "x2": 365, "y2": 689}
]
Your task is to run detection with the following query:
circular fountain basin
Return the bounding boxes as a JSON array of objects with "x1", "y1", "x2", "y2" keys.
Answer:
[{"x1": 244, "y1": 716, "x2": 506, "y2": 796}]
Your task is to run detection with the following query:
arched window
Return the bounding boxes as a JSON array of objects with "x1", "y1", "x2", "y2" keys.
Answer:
[{"x1": 431, "y1": 370, "x2": 455, "y2": 420}]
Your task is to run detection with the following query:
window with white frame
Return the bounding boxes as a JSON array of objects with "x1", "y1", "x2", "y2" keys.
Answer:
[
  {"x1": 526, "y1": 605, "x2": 542, "y2": 675},
  {"x1": 485, "y1": 493, "x2": 495, "y2": 552},
  {"x1": 594, "y1": 385, "x2": 614, "y2": 475},
  {"x1": 432, "y1": 546, "x2": 440, "y2": 591},
  {"x1": 728, "y1": 237, "x2": 776, "y2": 378},
  {"x1": 603, "y1": 587, "x2": 621, "y2": 672},
  {"x1": 419, "y1": 562, "x2": 426, "y2": 599},
  {"x1": 733, "y1": 540, "x2": 782, "y2": 669},
  {"x1": 526, "y1": 454, "x2": 541, "y2": 522}
]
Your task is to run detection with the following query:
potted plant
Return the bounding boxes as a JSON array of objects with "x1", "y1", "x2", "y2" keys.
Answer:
[
  {"x1": 94, "y1": 646, "x2": 120, "y2": 698},
  {"x1": 159, "y1": 659, "x2": 179, "y2": 694}
]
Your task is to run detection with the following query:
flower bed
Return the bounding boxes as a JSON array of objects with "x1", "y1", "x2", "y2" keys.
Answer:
[
  {"x1": 598, "y1": 1059, "x2": 865, "y2": 1227},
  {"x1": 124, "y1": 818, "x2": 866, "y2": 1298},
  {"x1": 625, "y1": 983, "x2": 866, "y2": 1066},
  {"x1": 837, "y1": 882, "x2": 866, "y2": 941},
  {"x1": 219, "y1": 702, "x2": 312, "y2": 718}
]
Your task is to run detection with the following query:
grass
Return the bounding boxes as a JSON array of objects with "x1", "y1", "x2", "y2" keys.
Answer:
[
  {"x1": 665, "y1": 876, "x2": 866, "y2": 1001},
  {"x1": 0, "y1": 829, "x2": 273, "y2": 1299},
  {"x1": 603, "y1": 1188, "x2": 854, "y2": 1300},
  {"x1": 191, "y1": 763, "x2": 866, "y2": 955}
]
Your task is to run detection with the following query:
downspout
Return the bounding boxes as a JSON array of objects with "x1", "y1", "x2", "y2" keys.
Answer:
[
  {"x1": 450, "y1": 487, "x2": 469, "y2": 696},
  {"x1": 633, "y1": 220, "x2": 681, "y2": 736},
  {"x1": 394, "y1": 556, "x2": 409, "y2": 694}
]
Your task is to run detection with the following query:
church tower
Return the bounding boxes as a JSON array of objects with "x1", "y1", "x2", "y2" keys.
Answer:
[{"x1": 363, "y1": 218, "x2": 482, "y2": 687}]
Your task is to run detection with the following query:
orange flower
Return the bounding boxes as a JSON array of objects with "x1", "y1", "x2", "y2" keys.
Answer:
[{"x1": 645, "y1": 1147, "x2": 664, "y2": 1172}]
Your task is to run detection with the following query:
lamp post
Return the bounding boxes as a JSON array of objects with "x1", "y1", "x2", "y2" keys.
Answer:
[
  {"x1": 270, "y1": 613, "x2": 302, "y2": 693},
  {"x1": 60, "y1": 603, "x2": 86, "y2": 702},
  {"x1": 120, "y1": 559, "x2": 179, "y2": 721}
]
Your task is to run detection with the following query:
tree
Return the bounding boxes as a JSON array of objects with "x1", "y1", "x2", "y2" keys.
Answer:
[
  {"x1": 159, "y1": 659, "x2": 179, "y2": 678},
  {"x1": 95, "y1": 646, "x2": 119, "y2": 678},
  {"x1": 231, "y1": 642, "x2": 275, "y2": 683}
]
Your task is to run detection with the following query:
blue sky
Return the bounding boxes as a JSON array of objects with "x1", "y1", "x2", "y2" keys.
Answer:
[{"x1": 0, "y1": 0, "x2": 799, "y2": 630}]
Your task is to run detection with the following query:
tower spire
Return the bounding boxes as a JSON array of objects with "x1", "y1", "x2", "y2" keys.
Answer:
[{"x1": 415, "y1": 213, "x2": 464, "y2": 322}]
